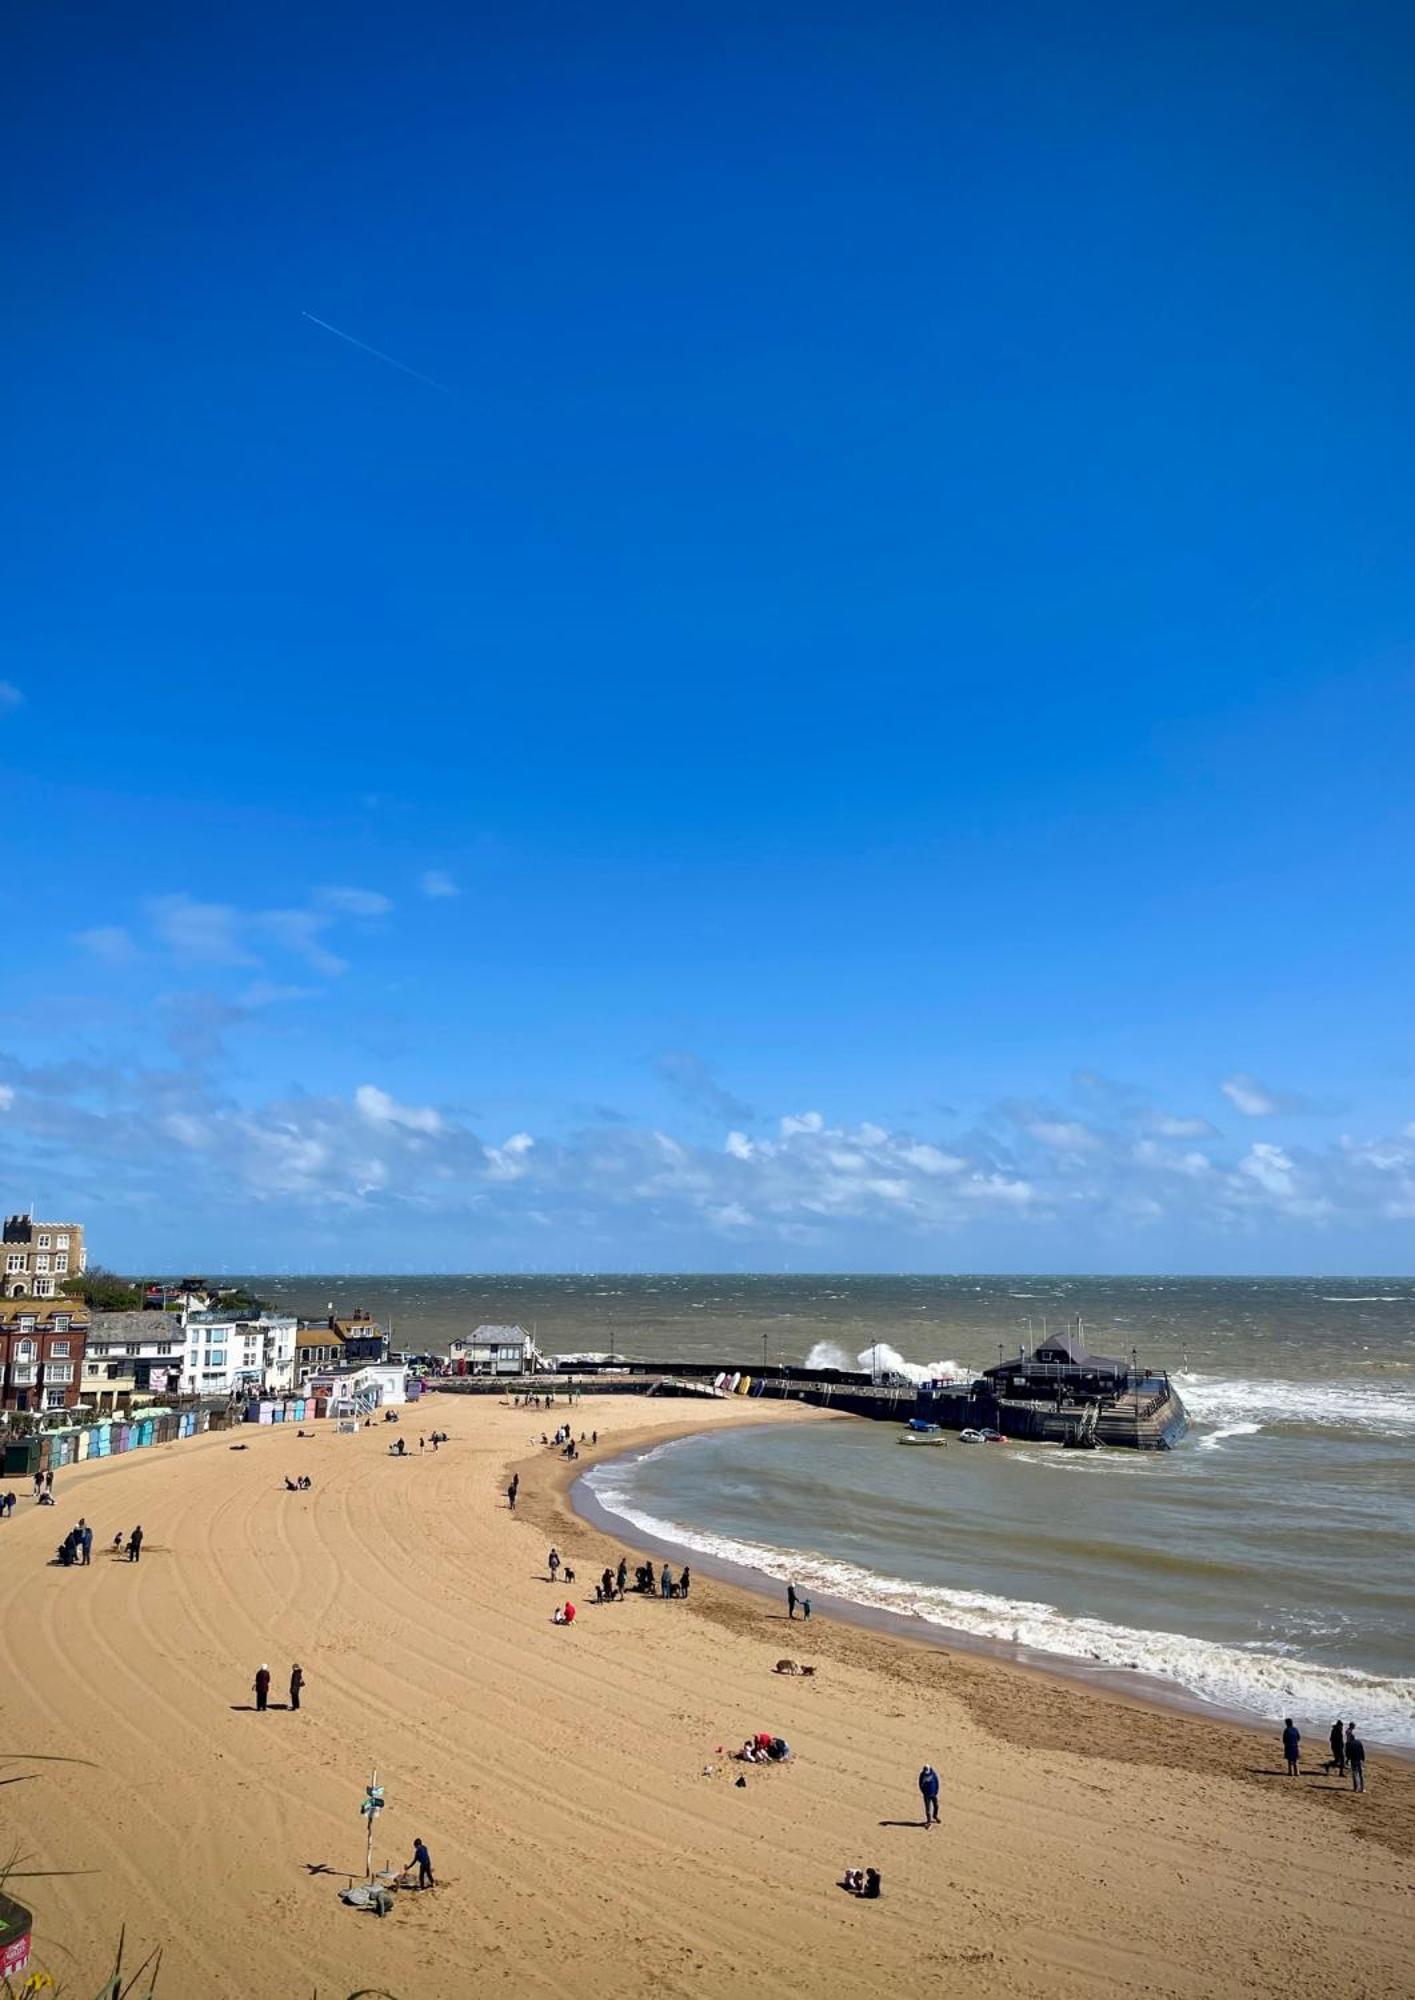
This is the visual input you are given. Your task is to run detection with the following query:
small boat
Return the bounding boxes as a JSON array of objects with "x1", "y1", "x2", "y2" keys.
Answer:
[
  {"x1": 898, "y1": 1420, "x2": 947, "y2": 1447},
  {"x1": 958, "y1": 1427, "x2": 1008, "y2": 1445}
]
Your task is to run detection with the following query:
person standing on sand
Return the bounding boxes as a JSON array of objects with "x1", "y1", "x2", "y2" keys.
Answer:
[
  {"x1": 548, "y1": 1546, "x2": 561, "y2": 1583},
  {"x1": 1281, "y1": 1719, "x2": 1301, "y2": 1776},
  {"x1": 787, "y1": 1583, "x2": 798, "y2": 1620},
  {"x1": 1346, "y1": 1727, "x2": 1365, "y2": 1792},
  {"x1": 680, "y1": 1565, "x2": 691, "y2": 1600},
  {"x1": 661, "y1": 1563, "x2": 674, "y2": 1599},
  {"x1": 918, "y1": 1764, "x2": 940, "y2": 1826},
  {"x1": 80, "y1": 1520, "x2": 93, "y2": 1566},
  {"x1": 616, "y1": 1556, "x2": 628, "y2": 1595},
  {"x1": 254, "y1": 1665, "x2": 271, "y2": 1713},
  {"x1": 408, "y1": 1837, "x2": 434, "y2": 1889},
  {"x1": 1326, "y1": 1719, "x2": 1346, "y2": 1776},
  {"x1": 126, "y1": 1524, "x2": 143, "y2": 1563},
  {"x1": 289, "y1": 1664, "x2": 305, "y2": 1712},
  {"x1": 508, "y1": 1474, "x2": 519, "y2": 1512}
]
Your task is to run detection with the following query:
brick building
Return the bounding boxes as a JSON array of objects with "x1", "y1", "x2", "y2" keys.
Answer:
[
  {"x1": 3, "y1": 1214, "x2": 87, "y2": 1299},
  {"x1": 0, "y1": 1300, "x2": 90, "y2": 1414}
]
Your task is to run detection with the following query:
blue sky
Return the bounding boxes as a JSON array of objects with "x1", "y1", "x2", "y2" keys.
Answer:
[{"x1": 3, "y1": 3, "x2": 1414, "y2": 1272}]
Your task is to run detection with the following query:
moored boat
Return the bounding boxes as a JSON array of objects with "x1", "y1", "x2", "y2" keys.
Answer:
[{"x1": 897, "y1": 1419, "x2": 947, "y2": 1446}]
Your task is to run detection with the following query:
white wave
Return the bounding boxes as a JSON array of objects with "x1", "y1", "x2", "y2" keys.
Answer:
[
  {"x1": 1196, "y1": 1421, "x2": 1263, "y2": 1452},
  {"x1": 1318, "y1": 1295, "x2": 1404, "y2": 1303},
  {"x1": 585, "y1": 1456, "x2": 1415, "y2": 1744},
  {"x1": 804, "y1": 1338, "x2": 969, "y2": 1386},
  {"x1": 1176, "y1": 1371, "x2": 1415, "y2": 1438}
]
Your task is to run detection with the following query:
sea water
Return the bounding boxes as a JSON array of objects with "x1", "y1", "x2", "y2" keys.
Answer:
[{"x1": 249, "y1": 1273, "x2": 1415, "y2": 1742}]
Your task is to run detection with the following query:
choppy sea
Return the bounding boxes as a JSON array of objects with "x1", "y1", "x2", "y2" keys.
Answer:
[{"x1": 247, "y1": 1273, "x2": 1415, "y2": 1744}]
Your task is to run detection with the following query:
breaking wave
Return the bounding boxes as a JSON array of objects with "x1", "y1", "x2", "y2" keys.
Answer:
[
  {"x1": 1176, "y1": 1372, "x2": 1415, "y2": 1440},
  {"x1": 804, "y1": 1339, "x2": 967, "y2": 1386},
  {"x1": 584, "y1": 1446, "x2": 1415, "y2": 1744}
]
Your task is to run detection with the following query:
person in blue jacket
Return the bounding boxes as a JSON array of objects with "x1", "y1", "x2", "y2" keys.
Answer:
[
  {"x1": 1281, "y1": 1719, "x2": 1301, "y2": 1776},
  {"x1": 918, "y1": 1763, "x2": 940, "y2": 1826}
]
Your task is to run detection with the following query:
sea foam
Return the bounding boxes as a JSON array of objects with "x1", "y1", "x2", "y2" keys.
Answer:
[{"x1": 585, "y1": 1448, "x2": 1415, "y2": 1744}]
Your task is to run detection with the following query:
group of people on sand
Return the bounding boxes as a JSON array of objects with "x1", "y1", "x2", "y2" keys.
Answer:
[
  {"x1": 252, "y1": 1662, "x2": 306, "y2": 1712},
  {"x1": 284, "y1": 1474, "x2": 313, "y2": 1490},
  {"x1": 57, "y1": 1520, "x2": 142, "y2": 1565},
  {"x1": 1282, "y1": 1717, "x2": 1367, "y2": 1792},
  {"x1": 543, "y1": 1546, "x2": 693, "y2": 1619},
  {"x1": 32, "y1": 1469, "x2": 56, "y2": 1505},
  {"x1": 0, "y1": 1489, "x2": 17, "y2": 1517}
]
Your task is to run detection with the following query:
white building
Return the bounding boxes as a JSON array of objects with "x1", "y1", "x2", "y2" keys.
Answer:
[
  {"x1": 81, "y1": 1311, "x2": 185, "y2": 1411},
  {"x1": 180, "y1": 1310, "x2": 298, "y2": 1398},
  {"x1": 305, "y1": 1358, "x2": 408, "y2": 1417},
  {"x1": 448, "y1": 1324, "x2": 541, "y2": 1376}
]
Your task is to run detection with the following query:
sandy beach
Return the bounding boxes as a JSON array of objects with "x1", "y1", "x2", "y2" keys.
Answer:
[{"x1": 2, "y1": 1394, "x2": 1412, "y2": 2000}]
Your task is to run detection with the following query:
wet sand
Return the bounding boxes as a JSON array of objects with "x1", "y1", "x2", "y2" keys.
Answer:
[{"x1": 1, "y1": 1393, "x2": 1411, "y2": 1999}]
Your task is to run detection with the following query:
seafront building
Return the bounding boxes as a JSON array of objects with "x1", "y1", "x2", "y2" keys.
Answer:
[
  {"x1": 82, "y1": 1310, "x2": 185, "y2": 1410},
  {"x1": 179, "y1": 1308, "x2": 298, "y2": 1399},
  {"x1": 0, "y1": 1301, "x2": 89, "y2": 1414},
  {"x1": 447, "y1": 1324, "x2": 541, "y2": 1376},
  {"x1": 3, "y1": 1214, "x2": 87, "y2": 1299}
]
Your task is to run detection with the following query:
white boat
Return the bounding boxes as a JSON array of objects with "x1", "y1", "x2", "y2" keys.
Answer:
[
  {"x1": 958, "y1": 1426, "x2": 1008, "y2": 1445},
  {"x1": 898, "y1": 1420, "x2": 947, "y2": 1446}
]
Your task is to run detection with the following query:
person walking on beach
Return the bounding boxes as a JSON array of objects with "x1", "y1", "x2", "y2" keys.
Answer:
[
  {"x1": 787, "y1": 1583, "x2": 798, "y2": 1620},
  {"x1": 1281, "y1": 1718, "x2": 1301, "y2": 1777},
  {"x1": 1346, "y1": 1727, "x2": 1365, "y2": 1792},
  {"x1": 679, "y1": 1565, "x2": 691, "y2": 1600},
  {"x1": 1325, "y1": 1719, "x2": 1346, "y2": 1777},
  {"x1": 660, "y1": 1563, "x2": 674, "y2": 1599},
  {"x1": 289, "y1": 1664, "x2": 305, "y2": 1712},
  {"x1": 126, "y1": 1524, "x2": 143, "y2": 1563},
  {"x1": 548, "y1": 1546, "x2": 561, "y2": 1583},
  {"x1": 254, "y1": 1664, "x2": 271, "y2": 1713},
  {"x1": 80, "y1": 1520, "x2": 93, "y2": 1566},
  {"x1": 918, "y1": 1764, "x2": 941, "y2": 1827},
  {"x1": 407, "y1": 1837, "x2": 434, "y2": 1889},
  {"x1": 507, "y1": 1474, "x2": 519, "y2": 1512}
]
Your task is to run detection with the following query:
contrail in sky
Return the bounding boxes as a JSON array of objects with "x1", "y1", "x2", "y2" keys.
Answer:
[{"x1": 300, "y1": 311, "x2": 452, "y2": 393}]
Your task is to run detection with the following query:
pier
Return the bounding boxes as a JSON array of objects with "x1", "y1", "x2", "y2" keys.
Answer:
[{"x1": 426, "y1": 1348, "x2": 1188, "y2": 1448}]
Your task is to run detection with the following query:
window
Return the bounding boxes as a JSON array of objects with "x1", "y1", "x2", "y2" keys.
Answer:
[
  {"x1": 89, "y1": 1343, "x2": 109, "y2": 1356},
  {"x1": 206, "y1": 1350, "x2": 226, "y2": 1367},
  {"x1": 37, "y1": 1234, "x2": 51, "y2": 1249},
  {"x1": 156, "y1": 1343, "x2": 172, "y2": 1356},
  {"x1": 54, "y1": 1314, "x2": 70, "y2": 1331},
  {"x1": 46, "y1": 1363, "x2": 73, "y2": 1384},
  {"x1": 34, "y1": 1278, "x2": 53, "y2": 1297},
  {"x1": 55, "y1": 1253, "x2": 68, "y2": 1273},
  {"x1": 16, "y1": 1339, "x2": 35, "y2": 1359},
  {"x1": 86, "y1": 1362, "x2": 100, "y2": 1376},
  {"x1": 56, "y1": 1234, "x2": 69, "y2": 1249},
  {"x1": 45, "y1": 1388, "x2": 67, "y2": 1409},
  {"x1": 34, "y1": 1254, "x2": 49, "y2": 1273},
  {"x1": 52, "y1": 1340, "x2": 70, "y2": 1357},
  {"x1": 5, "y1": 1254, "x2": 23, "y2": 1273}
]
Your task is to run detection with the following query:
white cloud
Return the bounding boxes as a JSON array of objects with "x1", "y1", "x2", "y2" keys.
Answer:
[
  {"x1": 780, "y1": 1111, "x2": 824, "y2": 1136},
  {"x1": 147, "y1": 895, "x2": 255, "y2": 966},
  {"x1": 259, "y1": 909, "x2": 347, "y2": 977},
  {"x1": 420, "y1": 870, "x2": 459, "y2": 900},
  {"x1": 315, "y1": 886, "x2": 393, "y2": 917},
  {"x1": 1222, "y1": 1074, "x2": 1281, "y2": 1117},
  {"x1": 1150, "y1": 1113, "x2": 1216, "y2": 1139},
  {"x1": 0, "y1": 682, "x2": 22, "y2": 712},
  {"x1": 0, "y1": 1084, "x2": 14, "y2": 1112},
  {"x1": 74, "y1": 925, "x2": 140, "y2": 965},
  {"x1": 1028, "y1": 1119, "x2": 1101, "y2": 1152},
  {"x1": 354, "y1": 1084, "x2": 443, "y2": 1135}
]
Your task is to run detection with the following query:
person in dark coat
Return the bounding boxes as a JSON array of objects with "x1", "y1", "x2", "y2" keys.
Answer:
[
  {"x1": 408, "y1": 1837, "x2": 434, "y2": 1888},
  {"x1": 918, "y1": 1763, "x2": 941, "y2": 1826},
  {"x1": 254, "y1": 1664, "x2": 271, "y2": 1712},
  {"x1": 80, "y1": 1521, "x2": 93, "y2": 1565},
  {"x1": 289, "y1": 1664, "x2": 305, "y2": 1712},
  {"x1": 1281, "y1": 1718, "x2": 1300, "y2": 1776},
  {"x1": 1326, "y1": 1719, "x2": 1346, "y2": 1776},
  {"x1": 1347, "y1": 1727, "x2": 1366, "y2": 1793},
  {"x1": 679, "y1": 1565, "x2": 691, "y2": 1599},
  {"x1": 126, "y1": 1524, "x2": 143, "y2": 1563},
  {"x1": 787, "y1": 1583, "x2": 798, "y2": 1620}
]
